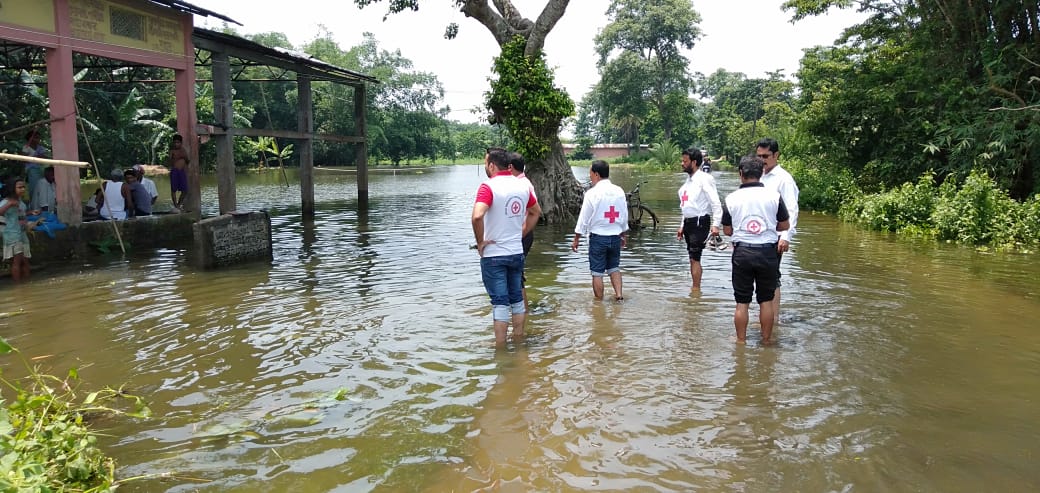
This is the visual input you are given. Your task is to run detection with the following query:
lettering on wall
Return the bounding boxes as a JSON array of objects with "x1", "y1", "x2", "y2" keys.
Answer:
[{"x1": 194, "y1": 212, "x2": 273, "y2": 268}]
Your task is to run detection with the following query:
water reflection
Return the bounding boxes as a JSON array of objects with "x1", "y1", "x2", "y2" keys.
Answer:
[{"x1": 3, "y1": 166, "x2": 1039, "y2": 492}]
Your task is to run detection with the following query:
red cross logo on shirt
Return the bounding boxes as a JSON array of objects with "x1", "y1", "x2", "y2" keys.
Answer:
[
  {"x1": 681, "y1": 190, "x2": 689, "y2": 205},
  {"x1": 747, "y1": 219, "x2": 763, "y2": 234},
  {"x1": 604, "y1": 205, "x2": 620, "y2": 223}
]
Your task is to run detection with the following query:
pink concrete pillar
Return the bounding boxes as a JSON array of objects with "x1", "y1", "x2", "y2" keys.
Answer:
[
  {"x1": 176, "y1": 12, "x2": 200, "y2": 217},
  {"x1": 48, "y1": 0, "x2": 82, "y2": 226}
]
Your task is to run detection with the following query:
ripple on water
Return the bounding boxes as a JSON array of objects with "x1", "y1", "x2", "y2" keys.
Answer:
[{"x1": 6, "y1": 167, "x2": 1040, "y2": 492}]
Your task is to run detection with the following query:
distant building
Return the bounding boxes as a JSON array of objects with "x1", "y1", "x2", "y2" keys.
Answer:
[{"x1": 561, "y1": 143, "x2": 649, "y2": 160}]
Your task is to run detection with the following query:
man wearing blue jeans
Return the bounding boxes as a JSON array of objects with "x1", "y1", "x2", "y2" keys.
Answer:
[
  {"x1": 571, "y1": 160, "x2": 629, "y2": 301},
  {"x1": 472, "y1": 149, "x2": 542, "y2": 346}
]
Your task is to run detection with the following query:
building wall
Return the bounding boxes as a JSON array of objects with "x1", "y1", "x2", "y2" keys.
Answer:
[{"x1": 561, "y1": 144, "x2": 641, "y2": 160}]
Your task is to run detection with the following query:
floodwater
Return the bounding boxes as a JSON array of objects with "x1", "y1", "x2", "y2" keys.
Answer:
[{"x1": 2, "y1": 165, "x2": 1039, "y2": 492}]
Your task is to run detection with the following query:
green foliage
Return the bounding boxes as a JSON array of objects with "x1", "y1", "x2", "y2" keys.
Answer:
[
  {"x1": 840, "y1": 172, "x2": 938, "y2": 234},
  {"x1": 931, "y1": 169, "x2": 1015, "y2": 246},
  {"x1": 785, "y1": 156, "x2": 859, "y2": 213},
  {"x1": 644, "y1": 140, "x2": 682, "y2": 170},
  {"x1": 568, "y1": 136, "x2": 594, "y2": 160},
  {"x1": 486, "y1": 37, "x2": 574, "y2": 160},
  {"x1": 789, "y1": 0, "x2": 1040, "y2": 199},
  {"x1": 592, "y1": 0, "x2": 702, "y2": 143},
  {"x1": 0, "y1": 337, "x2": 151, "y2": 492},
  {"x1": 835, "y1": 168, "x2": 1040, "y2": 251}
]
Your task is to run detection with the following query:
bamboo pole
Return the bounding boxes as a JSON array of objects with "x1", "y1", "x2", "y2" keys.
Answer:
[
  {"x1": 0, "y1": 152, "x2": 88, "y2": 168},
  {"x1": 72, "y1": 100, "x2": 126, "y2": 254}
]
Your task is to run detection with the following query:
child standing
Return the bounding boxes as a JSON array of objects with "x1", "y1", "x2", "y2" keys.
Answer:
[
  {"x1": 1, "y1": 178, "x2": 32, "y2": 282},
  {"x1": 168, "y1": 134, "x2": 189, "y2": 212}
]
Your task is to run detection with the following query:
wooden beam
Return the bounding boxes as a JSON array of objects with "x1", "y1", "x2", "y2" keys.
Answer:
[
  {"x1": 354, "y1": 83, "x2": 369, "y2": 208},
  {"x1": 195, "y1": 125, "x2": 364, "y2": 143},
  {"x1": 212, "y1": 51, "x2": 236, "y2": 215},
  {"x1": 298, "y1": 75, "x2": 314, "y2": 218}
]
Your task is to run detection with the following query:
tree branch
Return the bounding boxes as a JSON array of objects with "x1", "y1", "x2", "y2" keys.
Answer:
[
  {"x1": 492, "y1": 0, "x2": 533, "y2": 33},
  {"x1": 460, "y1": 1, "x2": 514, "y2": 46},
  {"x1": 527, "y1": 0, "x2": 570, "y2": 55}
]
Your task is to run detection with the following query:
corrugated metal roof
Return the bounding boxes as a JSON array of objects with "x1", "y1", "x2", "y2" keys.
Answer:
[
  {"x1": 145, "y1": 0, "x2": 241, "y2": 25},
  {"x1": 193, "y1": 28, "x2": 379, "y2": 85}
]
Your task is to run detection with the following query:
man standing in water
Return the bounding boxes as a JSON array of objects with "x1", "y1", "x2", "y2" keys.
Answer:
[
  {"x1": 676, "y1": 148, "x2": 723, "y2": 290},
  {"x1": 722, "y1": 156, "x2": 790, "y2": 344},
  {"x1": 757, "y1": 138, "x2": 800, "y2": 325},
  {"x1": 472, "y1": 149, "x2": 541, "y2": 346},
  {"x1": 508, "y1": 151, "x2": 537, "y2": 310},
  {"x1": 572, "y1": 160, "x2": 629, "y2": 301}
]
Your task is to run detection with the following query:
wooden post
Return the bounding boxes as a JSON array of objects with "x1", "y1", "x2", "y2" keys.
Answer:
[
  {"x1": 48, "y1": 0, "x2": 82, "y2": 226},
  {"x1": 354, "y1": 83, "x2": 369, "y2": 209},
  {"x1": 212, "y1": 51, "x2": 236, "y2": 214},
  {"x1": 298, "y1": 75, "x2": 314, "y2": 218}
]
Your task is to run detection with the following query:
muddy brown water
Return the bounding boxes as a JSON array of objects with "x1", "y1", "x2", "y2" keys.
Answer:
[{"x1": 2, "y1": 165, "x2": 1038, "y2": 492}]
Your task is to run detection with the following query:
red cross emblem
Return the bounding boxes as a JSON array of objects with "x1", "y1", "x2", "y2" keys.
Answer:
[
  {"x1": 604, "y1": 205, "x2": 620, "y2": 223},
  {"x1": 511, "y1": 201, "x2": 522, "y2": 215},
  {"x1": 747, "y1": 219, "x2": 763, "y2": 234},
  {"x1": 681, "y1": 190, "x2": 689, "y2": 205}
]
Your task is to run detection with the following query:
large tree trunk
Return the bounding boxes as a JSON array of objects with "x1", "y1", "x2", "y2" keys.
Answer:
[
  {"x1": 460, "y1": 0, "x2": 581, "y2": 223},
  {"x1": 524, "y1": 138, "x2": 583, "y2": 224}
]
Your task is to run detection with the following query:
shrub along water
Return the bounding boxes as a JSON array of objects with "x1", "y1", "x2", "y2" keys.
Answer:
[
  {"x1": 0, "y1": 337, "x2": 151, "y2": 492},
  {"x1": 791, "y1": 162, "x2": 1040, "y2": 252}
]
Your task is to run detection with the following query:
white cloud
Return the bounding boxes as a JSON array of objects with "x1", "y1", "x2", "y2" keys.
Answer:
[{"x1": 191, "y1": 1, "x2": 865, "y2": 123}]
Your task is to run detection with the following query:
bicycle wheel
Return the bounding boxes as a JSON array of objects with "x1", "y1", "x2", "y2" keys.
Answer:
[
  {"x1": 628, "y1": 203, "x2": 643, "y2": 230},
  {"x1": 639, "y1": 205, "x2": 659, "y2": 230}
]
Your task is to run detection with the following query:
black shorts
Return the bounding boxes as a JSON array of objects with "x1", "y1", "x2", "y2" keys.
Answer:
[
  {"x1": 521, "y1": 231, "x2": 534, "y2": 283},
  {"x1": 731, "y1": 242, "x2": 779, "y2": 304},
  {"x1": 683, "y1": 216, "x2": 711, "y2": 261},
  {"x1": 776, "y1": 250, "x2": 784, "y2": 287}
]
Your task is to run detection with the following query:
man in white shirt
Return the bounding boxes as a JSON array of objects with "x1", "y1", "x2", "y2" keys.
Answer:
[
  {"x1": 757, "y1": 138, "x2": 800, "y2": 325},
  {"x1": 29, "y1": 166, "x2": 57, "y2": 213},
  {"x1": 132, "y1": 165, "x2": 159, "y2": 206},
  {"x1": 721, "y1": 156, "x2": 790, "y2": 344},
  {"x1": 572, "y1": 160, "x2": 629, "y2": 301},
  {"x1": 472, "y1": 149, "x2": 541, "y2": 346},
  {"x1": 676, "y1": 148, "x2": 723, "y2": 290},
  {"x1": 22, "y1": 130, "x2": 48, "y2": 200}
]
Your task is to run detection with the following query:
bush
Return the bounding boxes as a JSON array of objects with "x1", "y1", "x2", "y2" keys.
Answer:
[
  {"x1": 0, "y1": 337, "x2": 151, "y2": 492},
  {"x1": 786, "y1": 157, "x2": 860, "y2": 213}
]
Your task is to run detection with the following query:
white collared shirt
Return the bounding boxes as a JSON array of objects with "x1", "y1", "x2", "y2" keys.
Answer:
[
  {"x1": 574, "y1": 178, "x2": 629, "y2": 236},
  {"x1": 677, "y1": 170, "x2": 723, "y2": 228},
  {"x1": 761, "y1": 164, "x2": 799, "y2": 242}
]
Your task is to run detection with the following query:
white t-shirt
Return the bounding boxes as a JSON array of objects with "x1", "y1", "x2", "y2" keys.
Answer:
[
  {"x1": 141, "y1": 177, "x2": 159, "y2": 202},
  {"x1": 761, "y1": 164, "x2": 799, "y2": 242},
  {"x1": 475, "y1": 172, "x2": 537, "y2": 257},
  {"x1": 574, "y1": 178, "x2": 629, "y2": 237},
  {"x1": 723, "y1": 183, "x2": 787, "y2": 245}
]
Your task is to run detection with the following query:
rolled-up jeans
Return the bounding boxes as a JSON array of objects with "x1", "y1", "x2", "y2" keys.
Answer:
[{"x1": 480, "y1": 253, "x2": 526, "y2": 321}]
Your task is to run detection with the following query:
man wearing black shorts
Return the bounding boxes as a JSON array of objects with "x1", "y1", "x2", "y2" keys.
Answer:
[
  {"x1": 676, "y1": 148, "x2": 723, "y2": 290},
  {"x1": 721, "y1": 156, "x2": 790, "y2": 344},
  {"x1": 509, "y1": 151, "x2": 537, "y2": 310}
]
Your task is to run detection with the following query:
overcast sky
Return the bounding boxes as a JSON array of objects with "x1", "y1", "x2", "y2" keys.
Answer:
[{"x1": 190, "y1": 1, "x2": 864, "y2": 123}]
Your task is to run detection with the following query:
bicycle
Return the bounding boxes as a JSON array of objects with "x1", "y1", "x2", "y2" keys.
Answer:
[{"x1": 626, "y1": 181, "x2": 659, "y2": 231}]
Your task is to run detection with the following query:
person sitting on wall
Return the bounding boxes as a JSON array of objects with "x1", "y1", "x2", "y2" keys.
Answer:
[
  {"x1": 124, "y1": 168, "x2": 152, "y2": 218},
  {"x1": 98, "y1": 169, "x2": 131, "y2": 220},
  {"x1": 84, "y1": 188, "x2": 103, "y2": 219},
  {"x1": 132, "y1": 164, "x2": 158, "y2": 207}
]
